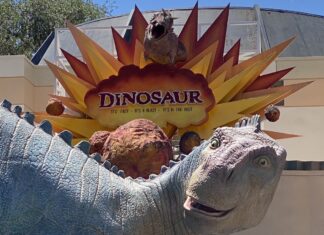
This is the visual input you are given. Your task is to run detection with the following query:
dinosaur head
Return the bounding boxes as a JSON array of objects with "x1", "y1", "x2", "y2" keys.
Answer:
[
  {"x1": 183, "y1": 116, "x2": 286, "y2": 234},
  {"x1": 146, "y1": 9, "x2": 175, "y2": 40}
]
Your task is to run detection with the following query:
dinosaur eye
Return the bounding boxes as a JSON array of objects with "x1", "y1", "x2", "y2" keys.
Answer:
[
  {"x1": 210, "y1": 138, "x2": 220, "y2": 149},
  {"x1": 254, "y1": 156, "x2": 271, "y2": 168}
]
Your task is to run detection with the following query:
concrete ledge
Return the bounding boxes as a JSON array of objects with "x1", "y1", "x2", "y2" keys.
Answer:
[
  {"x1": 277, "y1": 56, "x2": 324, "y2": 79},
  {"x1": 0, "y1": 55, "x2": 55, "y2": 86}
]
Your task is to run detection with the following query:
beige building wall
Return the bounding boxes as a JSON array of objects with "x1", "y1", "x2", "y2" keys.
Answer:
[
  {"x1": 0, "y1": 55, "x2": 324, "y2": 234},
  {"x1": 263, "y1": 57, "x2": 324, "y2": 161},
  {"x1": 277, "y1": 57, "x2": 324, "y2": 107},
  {"x1": 235, "y1": 171, "x2": 324, "y2": 235},
  {"x1": 264, "y1": 106, "x2": 324, "y2": 161},
  {"x1": 0, "y1": 55, "x2": 55, "y2": 112}
]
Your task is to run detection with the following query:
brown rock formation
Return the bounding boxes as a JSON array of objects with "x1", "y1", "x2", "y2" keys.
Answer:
[
  {"x1": 265, "y1": 104, "x2": 280, "y2": 122},
  {"x1": 89, "y1": 119, "x2": 172, "y2": 178},
  {"x1": 46, "y1": 97, "x2": 65, "y2": 116},
  {"x1": 89, "y1": 131, "x2": 110, "y2": 155},
  {"x1": 179, "y1": 131, "x2": 201, "y2": 155}
]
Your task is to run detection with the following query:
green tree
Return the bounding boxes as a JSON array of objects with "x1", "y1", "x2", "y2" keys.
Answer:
[{"x1": 0, "y1": 0, "x2": 115, "y2": 57}]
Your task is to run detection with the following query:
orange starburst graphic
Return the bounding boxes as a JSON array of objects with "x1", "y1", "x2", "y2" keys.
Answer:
[{"x1": 36, "y1": 4, "x2": 309, "y2": 144}]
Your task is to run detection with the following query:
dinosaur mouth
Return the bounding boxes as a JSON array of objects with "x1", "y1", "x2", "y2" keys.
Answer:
[
  {"x1": 151, "y1": 24, "x2": 166, "y2": 39},
  {"x1": 184, "y1": 197, "x2": 233, "y2": 218}
]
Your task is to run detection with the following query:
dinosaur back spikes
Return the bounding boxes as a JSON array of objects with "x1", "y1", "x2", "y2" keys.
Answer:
[
  {"x1": 103, "y1": 160, "x2": 111, "y2": 169},
  {"x1": 23, "y1": 112, "x2": 35, "y2": 125},
  {"x1": 149, "y1": 174, "x2": 157, "y2": 180},
  {"x1": 169, "y1": 160, "x2": 178, "y2": 167},
  {"x1": 100, "y1": 157, "x2": 127, "y2": 178},
  {"x1": 136, "y1": 177, "x2": 145, "y2": 181},
  {"x1": 111, "y1": 165, "x2": 118, "y2": 173},
  {"x1": 160, "y1": 165, "x2": 168, "y2": 173},
  {"x1": 38, "y1": 120, "x2": 53, "y2": 135},
  {"x1": 91, "y1": 153, "x2": 101, "y2": 163},
  {"x1": 180, "y1": 154, "x2": 187, "y2": 160},
  {"x1": 75, "y1": 140, "x2": 91, "y2": 154},
  {"x1": 235, "y1": 115, "x2": 261, "y2": 132},
  {"x1": 0, "y1": 99, "x2": 12, "y2": 110},
  {"x1": 117, "y1": 170, "x2": 125, "y2": 178},
  {"x1": 58, "y1": 130, "x2": 73, "y2": 145},
  {"x1": 159, "y1": 159, "x2": 183, "y2": 175},
  {"x1": 13, "y1": 106, "x2": 22, "y2": 116},
  {"x1": 156, "y1": 154, "x2": 189, "y2": 176}
]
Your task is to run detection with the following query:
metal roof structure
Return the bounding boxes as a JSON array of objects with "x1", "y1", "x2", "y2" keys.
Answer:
[
  {"x1": 260, "y1": 8, "x2": 324, "y2": 56},
  {"x1": 33, "y1": 6, "x2": 324, "y2": 66}
]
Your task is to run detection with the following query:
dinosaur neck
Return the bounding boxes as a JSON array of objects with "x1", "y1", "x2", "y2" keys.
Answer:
[
  {"x1": 154, "y1": 141, "x2": 208, "y2": 234},
  {"x1": 1, "y1": 105, "x2": 208, "y2": 234},
  {"x1": 0, "y1": 107, "x2": 147, "y2": 233}
]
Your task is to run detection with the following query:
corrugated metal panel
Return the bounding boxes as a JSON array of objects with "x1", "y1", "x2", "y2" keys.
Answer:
[
  {"x1": 39, "y1": 14, "x2": 131, "y2": 65},
  {"x1": 261, "y1": 9, "x2": 324, "y2": 56},
  {"x1": 40, "y1": 7, "x2": 259, "y2": 65},
  {"x1": 39, "y1": 7, "x2": 324, "y2": 65}
]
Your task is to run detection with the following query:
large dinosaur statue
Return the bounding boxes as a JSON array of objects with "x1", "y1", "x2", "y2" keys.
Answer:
[
  {"x1": 144, "y1": 9, "x2": 187, "y2": 64},
  {"x1": 0, "y1": 100, "x2": 286, "y2": 234}
]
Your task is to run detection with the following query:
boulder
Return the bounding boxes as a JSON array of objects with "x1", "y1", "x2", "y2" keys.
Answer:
[
  {"x1": 89, "y1": 131, "x2": 110, "y2": 155},
  {"x1": 265, "y1": 104, "x2": 280, "y2": 122},
  {"x1": 46, "y1": 97, "x2": 65, "y2": 116},
  {"x1": 179, "y1": 131, "x2": 201, "y2": 154},
  {"x1": 90, "y1": 119, "x2": 173, "y2": 178}
]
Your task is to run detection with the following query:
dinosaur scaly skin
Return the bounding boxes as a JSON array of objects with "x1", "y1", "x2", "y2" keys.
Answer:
[{"x1": 0, "y1": 100, "x2": 286, "y2": 234}]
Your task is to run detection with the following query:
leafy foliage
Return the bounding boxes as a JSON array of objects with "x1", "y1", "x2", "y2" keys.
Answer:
[{"x1": 0, "y1": 0, "x2": 115, "y2": 57}]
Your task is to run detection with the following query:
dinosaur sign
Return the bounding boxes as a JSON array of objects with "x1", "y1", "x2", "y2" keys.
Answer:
[
  {"x1": 40, "y1": 4, "x2": 309, "y2": 142},
  {"x1": 85, "y1": 64, "x2": 215, "y2": 128}
]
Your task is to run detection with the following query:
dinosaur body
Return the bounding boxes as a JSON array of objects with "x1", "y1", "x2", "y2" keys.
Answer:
[
  {"x1": 0, "y1": 100, "x2": 286, "y2": 234},
  {"x1": 144, "y1": 9, "x2": 187, "y2": 64}
]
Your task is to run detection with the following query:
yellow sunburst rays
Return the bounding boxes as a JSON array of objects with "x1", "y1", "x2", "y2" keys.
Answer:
[
  {"x1": 37, "y1": 4, "x2": 310, "y2": 143},
  {"x1": 40, "y1": 60, "x2": 109, "y2": 143},
  {"x1": 173, "y1": 5, "x2": 305, "y2": 139},
  {"x1": 177, "y1": 38, "x2": 305, "y2": 139},
  {"x1": 36, "y1": 22, "x2": 128, "y2": 141},
  {"x1": 67, "y1": 23, "x2": 123, "y2": 83},
  {"x1": 111, "y1": 6, "x2": 151, "y2": 68},
  {"x1": 36, "y1": 14, "x2": 156, "y2": 140}
]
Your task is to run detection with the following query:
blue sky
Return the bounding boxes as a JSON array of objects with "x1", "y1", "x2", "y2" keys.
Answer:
[{"x1": 96, "y1": 0, "x2": 324, "y2": 16}]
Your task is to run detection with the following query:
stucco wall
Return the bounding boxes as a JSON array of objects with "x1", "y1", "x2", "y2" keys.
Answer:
[
  {"x1": 278, "y1": 57, "x2": 324, "y2": 106},
  {"x1": 235, "y1": 171, "x2": 324, "y2": 235},
  {"x1": 0, "y1": 55, "x2": 55, "y2": 112},
  {"x1": 260, "y1": 56, "x2": 324, "y2": 161},
  {"x1": 263, "y1": 106, "x2": 324, "y2": 161}
]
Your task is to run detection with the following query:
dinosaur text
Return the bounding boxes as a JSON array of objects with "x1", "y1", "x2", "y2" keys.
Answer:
[{"x1": 98, "y1": 90, "x2": 203, "y2": 108}]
